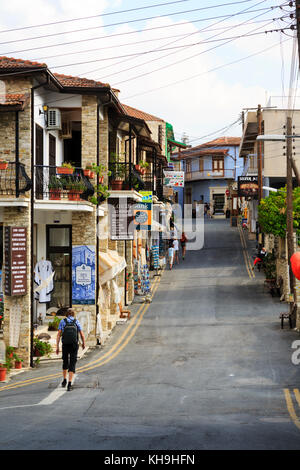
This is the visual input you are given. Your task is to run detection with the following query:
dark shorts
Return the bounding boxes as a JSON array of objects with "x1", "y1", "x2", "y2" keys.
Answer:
[
  {"x1": 62, "y1": 343, "x2": 78, "y2": 373},
  {"x1": 181, "y1": 242, "x2": 186, "y2": 248}
]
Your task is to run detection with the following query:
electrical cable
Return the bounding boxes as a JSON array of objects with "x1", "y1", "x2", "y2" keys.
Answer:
[
  {"x1": 2, "y1": 4, "x2": 281, "y2": 56},
  {"x1": 123, "y1": 35, "x2": 292, "y2": 100},
  {"x1": 87, "y1": 0, "x2": 278, "y2": 80},
  {"x1": 0, "y1": 1, "x2": 266, "y2": 47}
]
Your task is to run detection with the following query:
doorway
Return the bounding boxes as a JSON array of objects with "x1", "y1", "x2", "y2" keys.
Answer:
[{"x1": 213, "y1": 193, "x2": 225, "y2": 215}]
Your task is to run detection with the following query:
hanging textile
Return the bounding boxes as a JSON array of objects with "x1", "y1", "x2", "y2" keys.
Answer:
[
  {"x1": 141, "y1": 264, "x2": 151, "y2": 295},
  {"x1": 34, "y1": 260, "x2": 54, "y2": 303},
  {"x1": 99, "y1": 250, "x2": 126, "y2": 285},
  {"x1": 151, "y1": 245, "x2": 160, "y2": 270}
]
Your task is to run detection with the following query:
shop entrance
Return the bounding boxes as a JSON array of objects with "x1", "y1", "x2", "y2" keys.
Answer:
[
  {"x1": 46, "y1": 225, "x2": 72, "y2": 309},
  {"x1": 213, "y1": 193, "x2": 225, "y2": 215}
]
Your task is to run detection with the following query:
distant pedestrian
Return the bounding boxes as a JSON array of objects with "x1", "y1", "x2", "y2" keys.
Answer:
[
  {"x1": 56, "y1": 308, "x2": 86, "y2": 391},
  {"x1": 168, "y1": 239, "x2": 174, "y2": 270},
  {"x1": 180, "y1": 232, "x2": 187, "y2": 260},
  {"x1": 173, "y1": 239, "x2": 179, "y2": 265}
]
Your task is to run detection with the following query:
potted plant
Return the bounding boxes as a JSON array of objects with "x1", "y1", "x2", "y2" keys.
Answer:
[
  {"x1": 13, "y1": 353, "x2": 23, "y2": 370},
  {"x1": 0, "y1": 364, "x2": 7, "y2": 381},
  {"x1": 110, "y1": 153, "x2": 125, "y2": 190},
  {"x1": 57, "y1": 162, "x2": 74, "y2": 175},
  {"x1": 84, "y1": 164, "x2": 95, "y2": 179},
  {"x1": 139, "y1": 161, "x2": 149, "y2": 175},
  {"x1": 89, "y1": 183, "x2": 110, "y2": 205},
  {"x1": 33, "y1": 337, "x2": 52, "y2": 358},
  {"x1": 47, "y1": 316, "x2": 60, "y2": 331},
  {"x1": 0, "y1": 160, "x2": 8, "y2": 170},
  {"x1": 66, "y1": 181, "x2": 85, "y2": 201},
  {"x1": 48, "y1": 175, "x2": 62, "y2": 200}
]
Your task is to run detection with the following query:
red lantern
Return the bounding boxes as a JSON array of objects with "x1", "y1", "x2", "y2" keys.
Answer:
[{"x1": 290, "y1": 252, "x2": 300, "y2": 280}]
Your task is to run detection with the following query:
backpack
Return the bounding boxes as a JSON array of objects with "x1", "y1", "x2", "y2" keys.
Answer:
[{"x1": 62, "y1": 318, "x2": 78, "y2": 345}]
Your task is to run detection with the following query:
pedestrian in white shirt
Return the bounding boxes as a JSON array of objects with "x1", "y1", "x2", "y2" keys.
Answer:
[{"x1": 173, "y1": 239, "x2": 179, "y2": 265}]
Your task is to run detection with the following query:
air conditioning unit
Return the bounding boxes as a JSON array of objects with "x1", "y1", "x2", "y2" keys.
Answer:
[
  {"x1": 60, "y1": 120, "x2": 72, "y2": 139},
  {"x1": 47, "y1": 108, "x2": 61, "y2": 130}
]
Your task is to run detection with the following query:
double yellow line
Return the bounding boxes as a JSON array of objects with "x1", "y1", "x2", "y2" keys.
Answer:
[
  {"x1": 0, "y1": 272, "x2": 163, "y2": 393},
  {"x1": 238, "y1": 224, "x2": 255, "y2": 279},
  {"x1": 284, "y1": 388, "x2": 300, "y2": 430}
]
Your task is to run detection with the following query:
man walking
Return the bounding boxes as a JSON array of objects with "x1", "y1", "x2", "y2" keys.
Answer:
[{"x1": 56, "y1": 308, "x2": 86, "y2": 391}]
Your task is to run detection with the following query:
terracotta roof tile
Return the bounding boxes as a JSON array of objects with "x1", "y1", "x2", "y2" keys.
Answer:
[
  {"x1": 0, "y1": 93, "x2": 29, "y2": 110},
  {"x1": 0, "y1": 56, "x2": 47, "y2": 71},
  {"x1": 122, "y1": 103, "x2": 164, "y2": 122},
  {"x1": 54, "y1": 73, "x2": 110, "y2": 89},
  {"x1": 195, "y1": 136, "x2": 241, "y2": 148}
]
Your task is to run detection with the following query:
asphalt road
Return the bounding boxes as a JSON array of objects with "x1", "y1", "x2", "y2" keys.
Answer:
[{"x1": 1, "y1": 219, "x2": 300, "y2": 450}]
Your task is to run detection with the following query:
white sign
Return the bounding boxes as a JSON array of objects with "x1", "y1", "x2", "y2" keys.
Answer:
[
  {"x1": 163, "y1": 171, "x2": 184, "y2": 188},
  {"x1": 75, "y1": 264, "x2": 92, "y2": 286}
]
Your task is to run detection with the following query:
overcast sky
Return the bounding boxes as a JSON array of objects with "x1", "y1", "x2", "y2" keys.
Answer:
[{"x1": 0, "y1": 0, "x2": 297, "y2": 144}]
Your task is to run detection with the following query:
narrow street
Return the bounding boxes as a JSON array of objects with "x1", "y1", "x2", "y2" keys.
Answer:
[{"x1": 1, "y1": 219, "x2": 300, "y2": 450}]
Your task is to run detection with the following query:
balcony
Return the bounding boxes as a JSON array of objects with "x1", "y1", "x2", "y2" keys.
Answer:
[
  {"x1": 185, "y1": 169, "x2": 235, "y2": 182},
  {"x1": 242, "y1": 155, "x2": 258, "y2": 177},
  {"x1": 34, "y1": 165, "x2": 94, "y2": 208},
  {"x1": 0, "y1": 161, "x2": 31, "y2": 197}
]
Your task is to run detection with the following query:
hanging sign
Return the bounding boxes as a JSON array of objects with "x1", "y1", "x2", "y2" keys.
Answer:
[
  {"x1": 109, "y1": 198, "x2": 134, "y2": 240},
  {"x1": 238, "y1": 176, "x2": 258, "y2": 198},
  {"x1": 133, "y1": 202, "x2": 152, "y2": 231},
  {"x1": 163, "y1": 170, "x2": 184, "y2": 188},
  {"x1": 140, "y1": 191, "x2": 153, "y2": 204},
  {"x1": 4, "y1": 227, "x2": 27, "y2": 296},
  {"x1": 72, "y1": 245, "x2": 95, "y2": 305}
]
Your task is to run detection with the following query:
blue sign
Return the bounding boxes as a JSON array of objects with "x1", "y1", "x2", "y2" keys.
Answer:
[{"x1": 72, "y1": 245, "x2": 95, "y2": 305}]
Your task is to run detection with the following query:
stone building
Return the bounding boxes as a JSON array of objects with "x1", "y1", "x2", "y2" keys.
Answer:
[{"x1": 0, "y1": 57, "x2": 173, "y2": 367}]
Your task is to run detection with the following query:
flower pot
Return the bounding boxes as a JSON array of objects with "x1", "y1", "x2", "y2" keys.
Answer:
[
  {"x1": 49, "y1": 189, "x2": 61, "y2": 200},
  {"x1": 0, "y1": 163, "x2": 8, "y2": 170},
  {"x1": 68, "y1": 190, "x2": 82, "y2": 201},
  {"x1": 57, "y1": 167, "x2": 74, "y2": 175},
  {"x1": 111, "y1": 180, "x2": 123, "y2": 190},
  {"x1": 99, "y1": 176, "x2": 103, "y2": 184},
  {"x1": 135, "y1": 165, "x2": 141, "y2": 172},
  {"x1": 0, "y1": 367, "x2": 7, "y2": 382},
  {"x1": 15, "y1": 361, "x2": 22, "y2": 370},
  {"x1": 33, "y1": 348, "x2": 42, "y2": 357},
  {"x1": 84, "y1": 170, "x2": 92, "y2": 178}
]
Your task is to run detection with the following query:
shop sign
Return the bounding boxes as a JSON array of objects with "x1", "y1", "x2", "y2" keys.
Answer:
[
  {"x1": 109, "y1": 198, "x2": 134, "y2": 240},
  {"x1": 4, "y1": 227, "x2": 27, "y2": 296},
  {"x1": 133, "y1": 202, "x2": 152, "y2": 231},
  {"x1": 72, "y1": 245, "x2": 95, "y2": 305},
  {"x1": 163, "y1": 170, "x2": 184, "y2": 188},
  {"x1": 238, "y1": 176, "x2": 259, "y2": 198},
  {"x1": 140, "y1": 191, "x2": 153, "y2": 203}
]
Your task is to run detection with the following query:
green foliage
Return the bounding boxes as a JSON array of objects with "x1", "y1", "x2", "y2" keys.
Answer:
[
  {"x1": 33, "y1": 337, "x2": 52, "y2": 357},
  {"x1": 61, "y1": 162, "x2": 74, "y2": 169},
  {"x1": 262, "y1": 252, "x2": 277, "y2": 279},
  {"x1": 258, "y1": 186, "x2": 300, "y2": 239},
  {"x1": 48, "y1": 316, "x2": 60, "y2": 331},
  {"x1": 48, "y1": 175, "x2": 62, "y2": 190},
  {"x1": 89, "y1": 183, "x2": 110, "y2": 205}
]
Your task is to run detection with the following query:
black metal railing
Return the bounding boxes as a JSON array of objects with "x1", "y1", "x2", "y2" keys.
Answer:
[
  {"x1": 0, "y1": 161, "x2": 32, "y2": 197},
  {"x1": 34, "y1": 165, "x2": 94, "y2": 201}
]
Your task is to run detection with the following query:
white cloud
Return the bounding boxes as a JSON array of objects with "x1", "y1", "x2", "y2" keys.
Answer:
[{"x1": 0, "y1": 0, "x2": 296, "y2": 142}]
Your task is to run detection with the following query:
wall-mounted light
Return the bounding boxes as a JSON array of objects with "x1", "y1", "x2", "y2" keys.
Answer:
[{"x1": 39, "y1": 105, "x2": 49, "y2": 125}]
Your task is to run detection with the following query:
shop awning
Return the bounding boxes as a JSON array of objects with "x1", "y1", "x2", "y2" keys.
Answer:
[{"x1": 99, "y1": 250, "x2": 127, "y2": 285}]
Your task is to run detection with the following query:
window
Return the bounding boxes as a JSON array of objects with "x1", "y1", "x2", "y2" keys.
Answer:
[
  {"x1": 46, "y1": 225, "x2": 72, "y2": 309},
  {"x1": 186, "y1": 159, "x2": 191, "y2": 173},
  {"x1": 212, "y1": 157, "x2": 224, "y2": 176}
]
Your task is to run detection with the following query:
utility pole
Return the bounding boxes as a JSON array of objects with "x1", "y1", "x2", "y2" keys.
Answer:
[
  {"x1": 257, "y1": 104, "x2": 263, "y2": 202},
  {"x1": 286, "y1": 116, "x2": 295, "y2": 305}
]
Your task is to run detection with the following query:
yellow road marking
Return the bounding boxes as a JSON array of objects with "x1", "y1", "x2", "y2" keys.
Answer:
[
  {"x1": 293, "y1": 388, "x2": 300, "y2": 408},
  {"x1": 238, "y1": 225, "x2": 255, "y2": 279},
  {"x1": 284, "y1": 389, "x2": 300, "y2": 430},
  {"x1": 0, "y1": 272, "x2": 163, "y2": 392}
]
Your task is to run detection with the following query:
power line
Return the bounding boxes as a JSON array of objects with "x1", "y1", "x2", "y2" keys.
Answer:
[
  {"x1": 32, "y1": 15, "x2": 284, "y2": 64},
  {"x1": 0, "y1": 1, "x2": 260, "y2": 47},
  {"x1": 85, "y1": 0, "x2": 278, "y2": 79},
  {"x1": 0, "y1": 0, "x2": 191, "y2": 34},
  {"x1": 123, "y1": 36, "x2": 292, "y2": 100},
  {"x1": 2, "y1": 4, "x2": 280, "y2": 56},
  {"x1": 111, "y1": 11, "x2": 280, "y2": 86}
]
